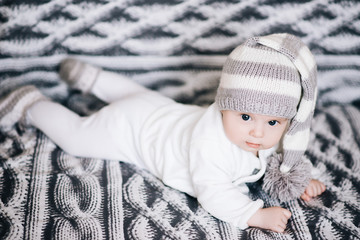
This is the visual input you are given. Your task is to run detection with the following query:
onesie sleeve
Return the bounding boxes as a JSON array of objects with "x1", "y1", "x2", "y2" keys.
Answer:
[{"x1": 189, "y1": 139, "x2": 264, "y2": 229}]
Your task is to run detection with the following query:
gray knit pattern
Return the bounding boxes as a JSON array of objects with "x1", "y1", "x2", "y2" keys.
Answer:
[
  {"x1": 1, "y1": 0, "x2": 360, "y2": 239},
  {"x1": 1, "y1": 104, "x2": 360, "y2": 239}
]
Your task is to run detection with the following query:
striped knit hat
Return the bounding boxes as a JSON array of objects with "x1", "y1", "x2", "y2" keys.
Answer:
[{"x1": 216, "y1": 33, "x2": 317, "y2": 201}]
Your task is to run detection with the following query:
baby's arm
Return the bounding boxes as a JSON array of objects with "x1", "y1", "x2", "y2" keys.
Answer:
[
  {"x1": 247, "y1": 207, "x2": 292, "y2": 233},
  {"x1": 301, "y1": 179, "x2": 326, "y2": 202}
]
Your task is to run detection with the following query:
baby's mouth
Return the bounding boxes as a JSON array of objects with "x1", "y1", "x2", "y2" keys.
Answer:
[{"x1": 246, "y1": 142, "x2": 260, "y2": 149}]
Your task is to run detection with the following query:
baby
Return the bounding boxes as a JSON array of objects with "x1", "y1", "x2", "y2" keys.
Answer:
[{"x1": 0, "y1": 33, "x2": 325, "y2": 233}]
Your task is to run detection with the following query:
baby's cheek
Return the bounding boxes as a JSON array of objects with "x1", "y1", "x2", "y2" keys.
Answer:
[{"x1": 266, "y1": 135, "x2": 282, "y2": 149}]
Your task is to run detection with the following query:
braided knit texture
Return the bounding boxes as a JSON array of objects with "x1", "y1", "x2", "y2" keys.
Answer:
[
  {"x1": 0, "y1": 0, "x2": 360, "y2": 106},
  {"x1": 1, "y1": 104, "x2": 360, "y2": 239},
  {"x1": 1, "y1": 0, "x2": 360, "y2": 239}
]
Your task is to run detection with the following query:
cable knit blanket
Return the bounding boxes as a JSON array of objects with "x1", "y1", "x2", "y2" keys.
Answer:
[{"x1": 1, "y1": 1, "x2": 360, "y2": 239}]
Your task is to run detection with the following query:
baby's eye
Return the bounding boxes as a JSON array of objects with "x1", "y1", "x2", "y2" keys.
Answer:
[
  {"x1": 241, "y1": 114, "x2": 251, "y2": 121},
  {"x1": 268, "y1": 120, "x2": 278, "y2": 126}
]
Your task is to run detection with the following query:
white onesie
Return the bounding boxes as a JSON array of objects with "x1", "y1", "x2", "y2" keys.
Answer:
[{"x1": 28, "y1": 70, "x2": 276, "y2": 229}]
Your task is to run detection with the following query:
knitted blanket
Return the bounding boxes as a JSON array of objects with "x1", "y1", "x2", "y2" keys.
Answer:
[{"x1": 1, "y1": 0, "x2": 360, "y2": 239}]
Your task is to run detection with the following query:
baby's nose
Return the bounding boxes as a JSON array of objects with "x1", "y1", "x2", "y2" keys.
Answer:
[{"x1": 250, "y1": 124, "x2": 264, "y2": 138}]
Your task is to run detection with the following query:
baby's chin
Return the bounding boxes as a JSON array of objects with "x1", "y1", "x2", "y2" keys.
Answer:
[
  {"x1": 239, "y1": 145, "x2": 259, "y2": 156},
  {"x1": 242, "y1": 145, "x2": 275, "y2": 157}
]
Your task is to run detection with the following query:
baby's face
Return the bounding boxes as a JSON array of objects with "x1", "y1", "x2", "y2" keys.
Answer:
[{"x1": 221, "y1": 110, "x2": 289, "y2": 156}]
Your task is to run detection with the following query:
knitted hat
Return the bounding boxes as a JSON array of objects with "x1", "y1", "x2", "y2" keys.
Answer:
[
  {"x1": 217, "y1": 39, "x2": 302, "y2": 119},
  {"x1": 216, "y1": 33, "x2": 317, "y2": 202}
]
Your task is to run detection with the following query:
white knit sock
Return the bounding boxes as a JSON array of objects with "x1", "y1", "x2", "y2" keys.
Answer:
[
  {"x1": 0, "y1": 85, "x2": 48, "y2": 130},
  {"x1": 59, "y1": 58, "x2": 102, "y2": 93}
]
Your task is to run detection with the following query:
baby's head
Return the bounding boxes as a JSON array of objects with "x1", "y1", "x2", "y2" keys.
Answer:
[
  {"x1": 217, "y1": 36, "x2": 301, "y2": 155},
  {"x1": 216, "y1": 35, "x2": 301, "y2": 154},
  {"x1": 216, "y1": 33, "x2": 318, "y2": 201}
]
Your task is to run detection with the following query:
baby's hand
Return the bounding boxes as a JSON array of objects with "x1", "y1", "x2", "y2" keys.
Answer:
[
  {"x1": 247, "y1": 207, "x2": 291, "y2": 233},
  {"x1": 301, "y1": 179, "x2": 326, "y2": 202}
]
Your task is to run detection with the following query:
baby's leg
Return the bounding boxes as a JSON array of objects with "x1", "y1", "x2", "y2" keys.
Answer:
[
  {"x1": 90, "y1": 70, "x2": 151, "y2": 103},
  {"x1": 27, "y1": 100, "x2": 139, "y2": 163},
  {"x1": 0, "y1": 85, "x2": 166, "y2": 167},
  {"x1": 60, "y1": 59, "x2": 154, "y2": 104}
]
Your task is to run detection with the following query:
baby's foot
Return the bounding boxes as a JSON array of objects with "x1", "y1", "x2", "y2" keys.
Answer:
[
  {"x1": 0, "y1": 85, "x2": 47, "y2": 130},
  {"x1": 59, "y1": 58, "x2": 102, "y2": 93}
]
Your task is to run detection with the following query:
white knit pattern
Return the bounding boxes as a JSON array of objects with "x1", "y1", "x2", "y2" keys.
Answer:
[
  {"x1": 1, "y1": 0, "x2": 360, "y2": 238},
  {"x1": 1, "y1": 0, "x2": 359, "y2": 57},
  {"x1": 219, "y1": 73, "x2": 302, "y2": 99},
  {"x1": 2, "y1": 103, "x2": 360, "y2": 239}
]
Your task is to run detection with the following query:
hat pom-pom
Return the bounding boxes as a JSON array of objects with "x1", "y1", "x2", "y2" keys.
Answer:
[{"x1": 263, "y1": 153, "x2": 312, "y2": 202}]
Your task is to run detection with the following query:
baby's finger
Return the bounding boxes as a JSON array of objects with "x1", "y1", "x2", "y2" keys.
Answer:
[
  {"x1": 306, "y1": 185, "x2": 314, "y2": 196},
  {"x1": 278, "y1": 221, "x2": 286, "y2": 230},
  {"x1": 283, "y1": 209, "x2": 292, "y2": 218},
  {"x1": 315, "y1": 183, "x2": 323, "y2": 195},
  {"x1": 281, "y1": 216, "x2": 288, "y2": 225},
  {"x1": 301, "y1": 193, "x2": 310, "y2": 201},
  {"x1": 315, "y1": 182, "x2": 325, "y2": 195},
  {"x1": 319, "y1": 182, "x2": 326, "y2": 192},
  {"x1": 273, "y1": 225, "x2": 285, "y2": 233}
]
